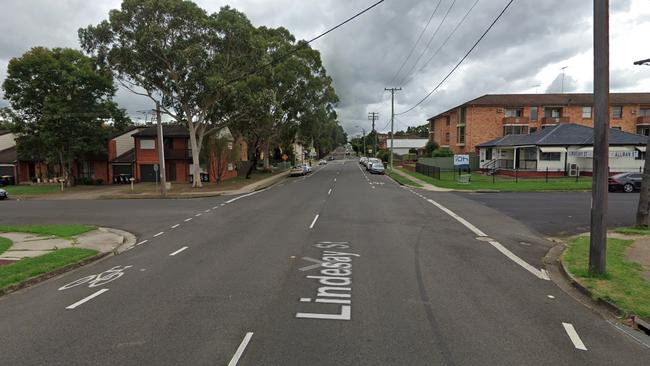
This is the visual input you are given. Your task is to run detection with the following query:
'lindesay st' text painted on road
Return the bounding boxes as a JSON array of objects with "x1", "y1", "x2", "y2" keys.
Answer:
[{"x1": 296, "y1": 242, "x2": 359, "y2": 321}]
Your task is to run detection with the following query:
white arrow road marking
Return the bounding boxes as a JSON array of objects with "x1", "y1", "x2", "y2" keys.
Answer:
[
  {"x1": 424, "y1": 198, "x2": 549, "y2": 280},
  {"x1": 66, "y1": 289, "x2": 109, "y2": 309},
  {"x1": 169, "y1": 246, "x2": 188, "y2": 256},
  {"x1": 562, "y1": 323, "x2": 588, "y2": 350},
  {"x1": 228, "y1": 332, "x2": 254, "y2": 366},
  {"x1": 299, "y1": 257, "x2": 327, "y2": 271}
]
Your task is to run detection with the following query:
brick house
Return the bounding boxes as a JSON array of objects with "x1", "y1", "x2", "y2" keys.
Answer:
[
  {"x1": 428, "y1": 93, "x2": 650, "y2": 154},
  {"x1": 132, "y1": 125, "x2": 246, "y2": 183}
]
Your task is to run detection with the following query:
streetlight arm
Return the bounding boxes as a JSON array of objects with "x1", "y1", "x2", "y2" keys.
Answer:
[{"x1": 634, "y1": 58, "x2": 650, "y2": 65}]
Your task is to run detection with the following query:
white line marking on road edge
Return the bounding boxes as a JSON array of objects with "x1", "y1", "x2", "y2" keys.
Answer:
[
  {"x1": 136, "y1": 240, "x2": 148, "y2": 246},
  {"x1": 562, "y1": 323, "x2": 588, "y2": 350},
  {"x1": 226, "y1": 188, "x2": 268, "y2": 204},
  {"x1": 205, "y1": 209, "x2": 211, "y2": 212},
  {"x1": 169, "y1": 246, "x2": 188, "y2": 256},
  {"x1": 184, "y1": 218, "x2": 192, "y2": 222},
  {"x1": 228, "y1": 332, "x2": 254, "y2": 366},
  {"x1": 328, "y1": 188, "x2": 332, "y2": 195},
  {"x1": 547, "y1": 295, "x2": 555, "y2": 299},
  {"x1": 309, "y1": 214, "x2": 320, "y2": 229},
  {"x1": 171, "y1": 224, "x2": 180, "y2": 229},
  {"x1": 213, "y1": 206, "x2": 219, "y2": 209},
  {"x1": 334, "y1": 178, "x2": 337, "y2": 182},
  {"x1": 65, "y1": 289, "x2": 109, "y2": 309},
  {"x1": 153, "y1": 232, "x2": 164, "y2": 237},
  {"x1": 426, "y1": 199, "x2": 486, "y2": 237}
]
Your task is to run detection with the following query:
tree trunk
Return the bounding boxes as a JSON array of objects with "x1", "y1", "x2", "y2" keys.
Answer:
[
  {"x1": 188, "y1": 123, "x2": 203, "y2": 188},
  {"x1": 263, "y1": 140, "x2": 271, "y2": 171},
  {"x1": 636, "y1": 136, "x2": 650, "y2": 226}
]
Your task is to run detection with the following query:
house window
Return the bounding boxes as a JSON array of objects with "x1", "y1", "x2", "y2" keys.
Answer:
[
  {"x1": 445, "y1": 132, "x2": 450, "y2": 143},
  {"x1": 485, "y1": 148, "x2": 493, "y2": 160},
  {"x1": 636, "y1": 151, "x2": 646, "y2": 161},
  {"x1": 456, "y1": 125, "x2": 465, "y2": 144},
  {"x1": 78, "y1": 161, "x2": 94, "y2": 179},
  {"x1": 637, "y1": 126, "x2": 650, "y2": 136},
  {"x1": 503, "y1": 125, "x2": 529, "y2": 135},
  {"x1": 530, "y1": 107, "x2": 538, "y2": 121},
  {"x1": 140, "y1": 139, "x2": 155, "y2": 149},
  {"x1": 612, "y1": 106, "x2": 623, "y2": 119},
  {"x1": 459, "y1": 107, "x2": 467, "y2": 124},
  {"x1": 540, "y1": 152, "x2": 561, "y2": 161},
  {"x1": 544, "y1": 107, "x2": 562, "y2": 118},
  {"x1": 446, "y1": 116, "x2": 450, "y2": 127},
  {"x1": 582, "y1": 106, "x2": 592, "y2": 119},
  {"x1": 504, "y1": 108, "x2": 523, "y2": 117},
  {"x1": 640, "y1": 107, "x2": 650, "y2": 116}
]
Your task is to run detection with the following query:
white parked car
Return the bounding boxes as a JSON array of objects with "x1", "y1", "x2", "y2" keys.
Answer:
[
  {"x1": 318, "y1": 159, "x2": 327, "y2": 165},
  {"x1": 366, "y1": 158, "x2": 382, "y2": 170}
]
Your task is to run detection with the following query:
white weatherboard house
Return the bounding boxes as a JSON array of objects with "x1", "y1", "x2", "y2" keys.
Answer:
[
  {"x1": 390, "y1": 138, "x2": 429, "y2": 156},
  {"x1": 476, "y1": 124, "x2": 646, "y2": 176}
]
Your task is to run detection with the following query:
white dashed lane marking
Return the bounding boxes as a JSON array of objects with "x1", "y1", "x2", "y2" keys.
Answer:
[
  {"x1": 65, "y1": 289, "x2": 109, "y2": 310},
  {"x1": 169, "y1": 246, "x2": 189, "y2": 256},
  {"x1": 153, "y1": 232, "x2": 164, "y2": 238},
  {"x1": 171, "y1": 224, "x2": 180, "y2": 229}
]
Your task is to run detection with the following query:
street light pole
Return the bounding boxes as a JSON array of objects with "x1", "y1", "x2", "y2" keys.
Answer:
[
  {"x1": 156, "y1": 101, "x2": 167, "y2": 197},
  {"x1": 634, "y1": 58, "x2": 650, "y2": 227},
  {"x1": 589, "y1": 0, "x2": 609, "y2": 275},
  {"x1": 385, "y1": 87, "x2": 402, "y2": 170},
  {"x1": 368, "y1": 112, "x2": 379, "y2": 156}
]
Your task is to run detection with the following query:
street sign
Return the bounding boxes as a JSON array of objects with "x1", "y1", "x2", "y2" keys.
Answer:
[
  {"x1": 153, "y1": 164, "x2": 159, "y2": 172},
  {"x1": 453, "y1": 154, "x2": 470, "y2": 166}
]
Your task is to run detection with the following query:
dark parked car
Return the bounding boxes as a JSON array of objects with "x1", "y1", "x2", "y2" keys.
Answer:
[{"x1": 608, "y1": 172, "x2": 642, "y2": 193}]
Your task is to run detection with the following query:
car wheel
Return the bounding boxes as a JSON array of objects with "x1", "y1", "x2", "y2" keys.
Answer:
[{"x1": 623, "y1": 183, "x2": 634, "y2": 193}]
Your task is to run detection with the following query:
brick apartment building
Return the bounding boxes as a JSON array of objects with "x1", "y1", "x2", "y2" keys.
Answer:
[{"x1": 428, "y1": 93, "x2": 650, "y2": 154}]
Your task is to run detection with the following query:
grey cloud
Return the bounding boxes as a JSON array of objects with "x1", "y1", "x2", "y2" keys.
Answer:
[{"x1": 546, "y1": 74, "x2": 579, "y2": 93}]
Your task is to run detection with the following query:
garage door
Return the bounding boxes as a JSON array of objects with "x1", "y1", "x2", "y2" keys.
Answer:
[
  {"x1": 112, "y1": 164, "x2": 132, "y2": 177},
  {"x1": 0, "y1": 166, "x2": 14, "y2": 177},
  {"x1": 139, "y1": 164, "x2": 157, "y2": 182}
]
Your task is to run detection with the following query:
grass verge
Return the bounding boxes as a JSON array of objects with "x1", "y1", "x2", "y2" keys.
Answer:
[
  {"x1": 0, "y1": 237, "x2": 12, "y2": 255},
  {"x1": 562, "y1": 236, "x2": 650, "y2": 318},
  {"x1": 614, "y1": 226, "x2": 650, "y2": 236},
  {"x1": 399, "y1": 168, "x2": 592, "y2": 191},
  {"x1": 0, "y1": 224, "x2": 96, "y2": 239},
  {"x1": 0, "y1": 248, "x2": 98, "y2": 292},
  {"x1": 387, "y1": 169, "x2": 422, "y2": 187},
  {"x1": 4, "y1": 185, "x2": 62, "y2": 196}
]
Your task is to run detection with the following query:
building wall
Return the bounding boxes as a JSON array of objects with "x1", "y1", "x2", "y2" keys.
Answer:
[
  {"x1": 431, "y1": 103, "x2": 646, "y2": 154},
  {"x1": 114, "y1": 129, "x2": 141, "y2": 157},
  {"x1": 0, "y1": 133, "x2": 16, "y2": 151}
]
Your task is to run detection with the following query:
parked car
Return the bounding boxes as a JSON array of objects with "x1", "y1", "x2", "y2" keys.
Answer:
[
  {"x1": 608, "y1": 172, "x2": 642, "y2": 193},
  {"x1": 328, "y1": 156, "x2": 335, "y2": 161},
  {"x1": 290, "y1": 165, "x2": 307, "y2": 176},
  {"x1": 302, "y1": 163, "x2": 313, "y2": 174},
  {"x1": 0, "y1": 188, "x2": 7, "y2": 200},
  {"x1": 366, "y1": 158, "x2": 382, "y2": 170},
  {"x1": 359, "y1": 157, "x2": 368, "y2": 166},
  {"x1": 318, "y1": 159, "x2": 327, "y2": 165},
  {"x1": 368, "y1": 161, "x2": 385, "y2": 174}
]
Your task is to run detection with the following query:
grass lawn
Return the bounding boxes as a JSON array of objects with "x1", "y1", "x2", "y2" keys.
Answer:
[
  {"x1": 614, "y1": 226, "x2": 650, "y2": 236},
  {"x1": 0, "y1": 237, "x2": 12, "y2": 255},
  {"x1": 0, "y1": 248, "x2": 98, "y2": 292},
  {"x1": 120, "y1": 171, "x2": 277, "y2": 195},
  {"x1": 387, "y1": 169, "x2": 422, "y2": 188},
  {"x1": 562, "y1": 236, "x2": 650, "y2": 318},
  {"x1": 0, "y1": 224, "x2": 95, "y2": 239},
  {"x1": 399, "y1": 168, "x2": 592, "y2": 191},
  {"x1": 3, "y1": 184, "x2": 62, "y2": 196}
]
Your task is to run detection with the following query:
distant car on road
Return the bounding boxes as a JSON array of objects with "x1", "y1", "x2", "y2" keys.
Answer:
[
  {"x1": 0, "y1": 188, "x2": 7, "y2": 200},
  {"x1": 608, "y1": 172, "x2": 642, "y2": 193},
  {"x1": 290, "y1": 165, "x2": 307, "y2": 176},
  {"x1": 318, "y1": 159, "x2": 327, "y2": 165},
  {"x1": 328, "y1": 156, "x2": 335, "y2": 161},
  {"x1": 368, "y1": 161, "x2": 385, "y2": 174}
]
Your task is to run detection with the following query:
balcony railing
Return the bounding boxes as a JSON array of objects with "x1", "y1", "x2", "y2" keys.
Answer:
[
  {"x1": 164, "y1": 148, "x2": 192, "y2": 160},
  {"x1": 541, "y1": 116, "x2": 569, "y2": 124},
  {"x1": 637, "y1": 116, "x2": 650, "y2": 125},
  {"x1": 502, "y1": 116, "x2": 530, "y2": 124}
]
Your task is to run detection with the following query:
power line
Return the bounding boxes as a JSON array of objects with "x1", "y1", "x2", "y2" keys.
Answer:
[
  {"x1": 396, "y1": 0, "x2": 515, "y2": 116},
  {"x1": 225, "y1": 0, "x2": 385, "y2": 86},
  {"x1": 404, "y1": 0, "x2": 481, "y2": 87},
  {"x1": 397, "y1": 0, "x2": 457, "y2": 87},
  {"x1": 389, "y1": 0, "x2": 443, "y2": 86}
]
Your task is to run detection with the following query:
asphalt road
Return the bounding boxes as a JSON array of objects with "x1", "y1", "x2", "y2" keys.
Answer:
[
  {"x1": 455, "y1": 191, "x2": 639, "y2": 236},
  {"x1": 0, "y1": 161, "x2": 648, "y2": 365}
]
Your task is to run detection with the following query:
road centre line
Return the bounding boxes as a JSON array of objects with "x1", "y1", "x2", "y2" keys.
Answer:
[
  {"x1": 228, "y1": 332, "x2": 254, "y2": 366},
  {"x1": 213, "y1": 206, "x2": 219, "y2": 209},
  {"x1": 195, "y1": 213, "x2": 202, "y2": 217},
  {"x1": 205, "y1": 209, "x2": 211, "y2": 212},
  {"x1": 153, "y1": 232, "x2": 164, "y2": 237},
  {"x1": 184, "y1": 218, "x2": 192, "y2": 222},
  {"x1": 169, "y1": 246, "x2": 188, "y2": 256},
  {"x1": 65, "y1": 289, "x2": 109, "y2": 310},
  {"x1": 328, "y1": 188, "x2": 332, "y2": 195},
  {"x1": 309, "y1": 214, "x2": 320, "y2": 229},
  {"x1": 562, "y1": 323, "x2": 588, "y2": 350},
  {"x1": 171, "y1": 224, "x2": 180, "y2": 229},
  {"x1": 136, "y1": 240, "x2": 148, "y2": 246},
  {"x1": 424, "y1": 197, "x2": 549, "y2": 280}
]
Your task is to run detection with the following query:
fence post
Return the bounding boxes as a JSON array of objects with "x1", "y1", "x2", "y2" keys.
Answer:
[
  {"x1": 493, "y1": 167, "x2": 496, "y2": 183},
  {"x1": 576, "y1": 166, "x2": 580, "y2": 182},
  {"x1": 515, "y1": 168, "x2": 518, "y2": 183},
  {"x1": 546, "y1": 167, "x2": 549, "y2": 183}
]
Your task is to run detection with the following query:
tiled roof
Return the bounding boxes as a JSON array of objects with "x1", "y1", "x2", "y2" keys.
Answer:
[
  {"x1": 427, "y1": 93, "x2": 650, "y2": 121},
  {"x1": 476, "y1": 124, "x2": 648, "y2": 148}
]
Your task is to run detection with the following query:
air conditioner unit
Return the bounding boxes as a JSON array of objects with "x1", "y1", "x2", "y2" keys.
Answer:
[{"x1": 568, "y1": 163, "x2": 579, "y2": 177}]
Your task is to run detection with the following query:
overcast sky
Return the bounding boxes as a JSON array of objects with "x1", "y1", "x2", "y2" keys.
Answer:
[{"x1": 1, "y1": 0, "x2": 650, "y2": 137}]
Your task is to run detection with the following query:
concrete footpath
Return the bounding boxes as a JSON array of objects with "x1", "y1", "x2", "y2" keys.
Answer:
[
  {"x1": 391, "y1": 167, "x2": 452, "y2": 192},
  {"x1": 0, "y1": 227, "x2": 136, "y2": 263}
]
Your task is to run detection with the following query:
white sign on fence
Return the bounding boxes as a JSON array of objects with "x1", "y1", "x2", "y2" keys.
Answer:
[{"x1": 453, "y1": 154, "x2": 470, "y2": 166}]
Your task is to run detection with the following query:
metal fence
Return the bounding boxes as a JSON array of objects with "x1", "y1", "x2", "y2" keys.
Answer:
[{"x1": 415, "y1": 163, "x2": 440, "y2": 180}]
